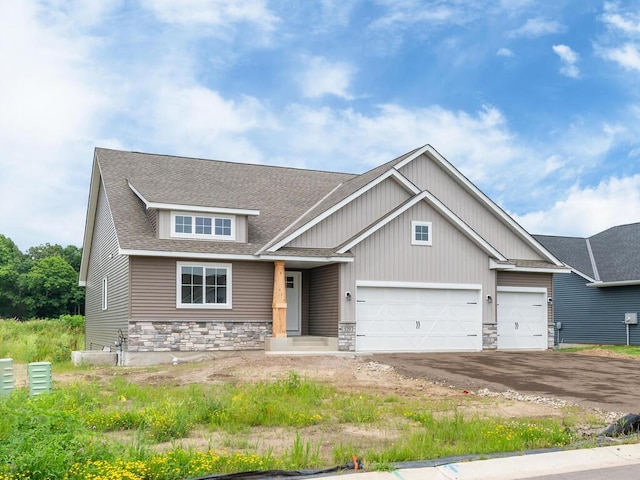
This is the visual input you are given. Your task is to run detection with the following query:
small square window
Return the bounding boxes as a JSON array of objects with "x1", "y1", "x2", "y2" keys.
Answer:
[
  {"x1": 175, "y1": 215, "x2": 192, "y2": 234},
  {"x1": 215, "y1": 218, "x2": 232, "y2": 236},
  {"x1": 195, "y1": 217, "x2": 212, "y2": 235},
  {"x1": 411, "y1": 221, "x2": 432, "y2": 246}
]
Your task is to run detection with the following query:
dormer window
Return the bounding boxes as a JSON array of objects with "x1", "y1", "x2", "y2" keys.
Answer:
[{"x1": 171, "y1": 212, "x2": 234, "y2": 240}]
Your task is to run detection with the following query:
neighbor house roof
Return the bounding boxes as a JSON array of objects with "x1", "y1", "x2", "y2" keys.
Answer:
[{"x1": 535, "y1": 222, "x2": 640, "y2": 285}]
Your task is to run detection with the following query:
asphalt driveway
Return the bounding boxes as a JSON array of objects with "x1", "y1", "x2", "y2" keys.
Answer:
[{"x1": 373, "y1": 351, "x2": 640, "y2": 414}]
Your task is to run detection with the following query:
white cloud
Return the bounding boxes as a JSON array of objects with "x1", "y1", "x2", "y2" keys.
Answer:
[
  {"x1": 514, "y1": 174, "x2": 640, "y2": 236},
  {"x1": 508, "y1": 17, "x2": 565, "y2": 38},
  {"x1": 140, "y1": 0, "x2": 279, "y2": 30},
  {"x1": 0, "y1": 2, "x2": 110, "y2": 251},
  {"x1": 497, "y1": 47, "x2": 514, "y2": 57},
  {"x1": 297, "y1": 57, "x2": 355, "y2": 99},
  {"x1": 597, "y1": 43, "x2": 640, "y2": 72},
  {"x1": 552, "y1": 44, "x2": 580, "y2": 78},
  {"x1": 601, "y1": 2, "x2": 640, "y2": 35},
  {"x1": 147, "y1": 84, "x2": 268, "y2": 162}
]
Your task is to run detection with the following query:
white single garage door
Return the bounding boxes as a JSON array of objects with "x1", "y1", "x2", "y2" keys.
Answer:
[
  {"x1": 356, "y1": 285, "x2": 482, "y2": 352},
  {"x1": 497, "y1": 288, "x2": 548, "y2": 350}
]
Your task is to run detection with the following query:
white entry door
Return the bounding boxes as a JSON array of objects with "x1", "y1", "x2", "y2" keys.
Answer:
[
  {"x1": 497, "y1": 288, "x2": 548, "y2": 350},
  {"x1": 286, "y1": 271, "x2": 302, "y2": 335},
  {"x1": 356, "y1": 285, "x2": 482, "y2": 352}
]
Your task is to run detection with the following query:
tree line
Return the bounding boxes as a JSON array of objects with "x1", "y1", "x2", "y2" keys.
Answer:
[{"x1": 0, "y1": 234, "x2": 84, "y2": 319}]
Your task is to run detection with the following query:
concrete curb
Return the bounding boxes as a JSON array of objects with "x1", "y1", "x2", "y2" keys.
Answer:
[{"x1": 321, "y1": 444, "x2": 640, "y2": 479}]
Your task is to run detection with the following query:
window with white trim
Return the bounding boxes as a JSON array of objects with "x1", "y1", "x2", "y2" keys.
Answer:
[
  {"x1": 171, "y1": 213, "x2": 234, "y2": 240},
  {"x1": 177, "y1": 262, "x2": 232, "y2": 308},
  {"x1": 102, "y1": 277, "x2": 108, "y2": 310},
  {"x1": 411, "y1": 221, "x2": 432, "y2": 246}
]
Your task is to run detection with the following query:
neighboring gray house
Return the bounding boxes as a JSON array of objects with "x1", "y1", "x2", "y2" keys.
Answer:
[
  {"x1": 535, "y1": 223, "x2": 640, "y2": 346},
  {"x1": 79, "y1": 145, "x2": 568, "y2": 365}
]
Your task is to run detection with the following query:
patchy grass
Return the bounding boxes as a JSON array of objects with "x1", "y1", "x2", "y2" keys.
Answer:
[
  {"x1": 559, "y1": 345, "x2": 640, "y2": 358},
  {"x1": 0, "y1": 368, "x2": 585, "y2": 480}
]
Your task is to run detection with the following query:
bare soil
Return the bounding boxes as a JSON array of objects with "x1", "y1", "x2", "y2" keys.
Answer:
[{"x1": 11, "y1": 351, "x2": 617, "y2": 458}]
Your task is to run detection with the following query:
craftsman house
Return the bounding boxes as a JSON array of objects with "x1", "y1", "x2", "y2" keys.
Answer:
[
  {"x1": 535, "y1": 223, "x2": 640, "y2": 346},
  {"x1": 79, "y1": 145, "x2": 568, "y2": 364}
]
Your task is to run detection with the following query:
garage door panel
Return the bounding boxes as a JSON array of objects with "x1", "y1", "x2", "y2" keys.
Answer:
[
  {"x1": 356, "y1": 286, "x2": 482, "y2": 352},
  {"x1": 497, "y1": 291, "x2": 547, "y2": 350}
]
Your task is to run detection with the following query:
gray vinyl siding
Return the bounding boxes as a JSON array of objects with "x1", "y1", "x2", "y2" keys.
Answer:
[
  {"x1": 130, "y1": 257, "x2": 273, "y2": 321},
  {"x1": 301, "y1": 270, "x2": 310, "y2": 335},
  {"x1": 289, "y1": 178, "x2": 411, "y2": 248},
  {"x1": 400, "y1": 155, "x2": 544, "y2": 261},
  {"x1": 554, "y1": 272, "x2": 640, "y2": 345},
  {"x1": 340, "y1": 201, "x2": 495, "y2": 324},
  {"x1": 497, "y1": 271, "x2": 553, "y2": 325},
  {"x1": 85, "y1": 182, "x2": 130, "y2": 350},
  {"x1": 309, "y1": 264, "x2": 340, "y2": 336}
]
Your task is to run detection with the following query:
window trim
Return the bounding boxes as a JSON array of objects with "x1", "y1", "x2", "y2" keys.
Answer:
[
  {"x1": 170, "y1": 212, "x2": 235, "y2": 240},
  {"x1": 102, "y1": 277, "x2": 108, "y2": 310},
  {"x1": 411, "y1": 221, "x2": 432, "y2": 246},
  {"x1": 176, "y1": 261, "x2": 232, "y2": 309}
]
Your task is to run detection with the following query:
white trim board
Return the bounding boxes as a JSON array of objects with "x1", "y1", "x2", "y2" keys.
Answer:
[{"x1": 356, "y1": 280, "x2": 482, "y2": 290}]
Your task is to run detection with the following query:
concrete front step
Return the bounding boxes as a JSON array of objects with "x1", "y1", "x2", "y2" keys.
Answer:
[{"x1": 265, "y1": 336, "x2": 338, "y2": 352}]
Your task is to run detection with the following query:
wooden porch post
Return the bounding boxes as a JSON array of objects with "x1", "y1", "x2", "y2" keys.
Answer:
[{"x1": 272, "y1": 260, "x2": 287, "y2": 338}]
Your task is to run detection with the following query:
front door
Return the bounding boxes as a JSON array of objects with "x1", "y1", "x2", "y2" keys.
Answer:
[{"x1": 286, "y1": 271, "x2": 302, "y2": 335}]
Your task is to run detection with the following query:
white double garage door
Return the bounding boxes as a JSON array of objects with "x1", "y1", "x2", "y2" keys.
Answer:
[{"x1": 356, "y1": 284, "x2": 548, "y2": 352}]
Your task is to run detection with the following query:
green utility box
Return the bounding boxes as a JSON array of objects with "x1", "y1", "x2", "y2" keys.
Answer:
[
  {"x1": 0, "y1": 358, "x2": 15, "y2": 395},
  {"x1": 28, "y1": 361, "x2": 52, "y2": 396}
]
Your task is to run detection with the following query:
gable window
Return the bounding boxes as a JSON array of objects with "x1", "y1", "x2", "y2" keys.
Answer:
[
  {"x1": 102, "y1": 277, "x2": 108, "y2": 310},
  {"x1": 411, "y1": 221, "x2": 432, "y2": 246},
  {"x1": 171, "y1": 213, "x2": 234, "y2": 240},
  {"x1": 177, "y1": 262, "x2": 232, "y2": 309}
]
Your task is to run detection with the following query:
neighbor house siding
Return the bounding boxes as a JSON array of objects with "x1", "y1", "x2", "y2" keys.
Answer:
[
  {"x1": 340, "y1": 201, "x2": 495, "y2": 325},
  {"x1": 309, "y1": 264, "x2": 340, "y2": 336},
  {"x1": 289, "y1": 178, "x2": 411, "y2": 248},
  {"x1": 554, "y1": 273, "x2": 640, "y2": 345},
  {"x1": 85, "y1": 182, "x2": 130, "y2": 350},
  {"x1": 399, "y1": 155, "x2": 543, "y2": 261},
  {"x1": 130, "y1": 257, "x2": 273, "y2": 321}
]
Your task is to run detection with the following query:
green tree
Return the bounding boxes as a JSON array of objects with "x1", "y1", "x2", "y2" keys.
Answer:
[
  {"x1": 0, "y1": 235, "x2": 28, "y2": 318},
  {"x1": 23, "y1": 256, "x2": 78, "y2": 318},
  {"x1": 28, "y1": 243, "x2": 82, "y2": 272}
]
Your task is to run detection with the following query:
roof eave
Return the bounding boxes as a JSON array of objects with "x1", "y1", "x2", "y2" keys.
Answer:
[
  {"x1": 78, "y1": 151, "x2": 102, "y2": 284},
  {"x1": 587, "y1": 279, "x2": 640, "y2": 288}
]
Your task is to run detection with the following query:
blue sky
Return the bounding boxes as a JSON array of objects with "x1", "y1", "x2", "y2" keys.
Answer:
[{"x1": 2, "y1": 1, "x2": 640, "y2": 252}]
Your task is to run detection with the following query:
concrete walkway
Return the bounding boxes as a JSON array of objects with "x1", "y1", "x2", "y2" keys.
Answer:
[{"x1": 322, "y1": 444, "x2": 640, "y2": 479}]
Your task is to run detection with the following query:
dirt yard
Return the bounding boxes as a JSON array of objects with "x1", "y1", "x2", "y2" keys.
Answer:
[{"x1": 11, "y1": 351, "x2": 620, "y2": 457}]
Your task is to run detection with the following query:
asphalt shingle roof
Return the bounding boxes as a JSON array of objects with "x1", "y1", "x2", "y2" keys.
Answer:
[
  {"x1": 96, "y1": 148, "x2": 356, "y2": 256},
  {"x1": 535, "y1": 222, "x2": 640, "y2": 282}
]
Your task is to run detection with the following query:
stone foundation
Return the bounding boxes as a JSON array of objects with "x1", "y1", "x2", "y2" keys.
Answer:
[
  {"x1": 338, "y1": 322, "x2": 356, "y2": 351},
  {"x1": 128, "y1": 321, "x2": 271, "y2": 352},
  {"x1": 483, "y1": 323, "x2": 498, "y2": 349}
]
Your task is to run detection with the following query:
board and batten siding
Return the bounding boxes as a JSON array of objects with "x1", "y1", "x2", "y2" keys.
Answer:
[
  {"x1": 289, "y1": 178, "x2": 411, "y2": 248},
  {"x1": 309, "y1": 264, "x2": 340, "y2": 336},
  {"x1": 85, "y1": 182, "x2": 130, "y2": 350},
  {"x1": 340, "y1": 201, "x2": 496, "y2": 324},
  {"x1": 399, "y1": 155, "x2": 543, "y2": 261},
  {"x1": 554, "y1": 273, "x2": 640, "y2": 345},
  {"x1": 130, "y1": 257, "x2": 273, "y2": 321}
]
